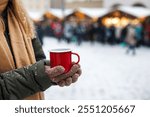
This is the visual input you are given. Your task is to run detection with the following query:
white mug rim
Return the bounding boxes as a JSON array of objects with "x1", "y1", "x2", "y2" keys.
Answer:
[{"x1": 50, "y1": 48, "x2": 72, "y2": 53}]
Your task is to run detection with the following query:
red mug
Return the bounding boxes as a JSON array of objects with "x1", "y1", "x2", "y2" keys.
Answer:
[{"x1": 50, "y1": 49, "x2": 80, "y2": 73}]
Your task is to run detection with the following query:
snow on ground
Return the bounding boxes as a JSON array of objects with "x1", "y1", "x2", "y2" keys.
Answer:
[{"x1": 43, "y1": 37, "x2": 150, "y2": 100}]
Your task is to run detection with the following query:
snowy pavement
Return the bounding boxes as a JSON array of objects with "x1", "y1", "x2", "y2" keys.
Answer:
[{"x1": 43, "y1": 37, "x2": 150, "y2": 100}]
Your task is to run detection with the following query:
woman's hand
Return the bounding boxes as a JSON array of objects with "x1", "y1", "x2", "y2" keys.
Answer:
[{"x1": 45, "y1": 63, "x2": 82, "y2": 87}]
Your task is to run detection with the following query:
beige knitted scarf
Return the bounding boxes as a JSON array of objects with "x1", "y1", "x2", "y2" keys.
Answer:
[{"x1": 0, "y1": 0, "x2": 44, "y2": 100}]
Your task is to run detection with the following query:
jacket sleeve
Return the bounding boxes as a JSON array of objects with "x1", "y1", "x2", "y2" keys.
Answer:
[
  {"x1": 32, "y1": 37, "x2": 46, "y2": 61},
  {"x1": 0, "y1": 60, "x2": 52, "y2": 100}
]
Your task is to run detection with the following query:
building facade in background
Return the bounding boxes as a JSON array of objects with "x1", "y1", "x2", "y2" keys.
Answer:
[
  {"x1": 21, "y1": 0, "x2": 50, "y2": 12},
  {"x1": 50, "y1": 0, "x2": 65, "y2": 9},
  {"x1": 21, "y1": 0, "x2": 103, "y2": 11},
  {"x1": 50, "y1": 0, "x2": 103, "y2": 9},
  {"x1": 21, "y1": 0, "x2": 150, "y2": 12},
  {"x1": 66, "y1": 0, "x2": 103, "y2": 8},
  {"x1": 104, "y1": 0, "x2": 150, "y2": 8}
]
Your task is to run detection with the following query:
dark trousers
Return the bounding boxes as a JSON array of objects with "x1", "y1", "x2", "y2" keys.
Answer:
[{"x1": 126, "y1": 45, "x2": 136, "y2": 55}]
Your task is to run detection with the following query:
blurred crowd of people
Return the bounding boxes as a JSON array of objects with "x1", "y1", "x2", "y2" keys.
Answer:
[{"x1": 35, "y1": 18, "x2": 150, "y2": 48}]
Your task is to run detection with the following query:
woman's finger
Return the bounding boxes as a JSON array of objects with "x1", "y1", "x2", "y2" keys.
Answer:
[
  {"x1": 65, "y1": 77, "x2": 72, "y2": 86},
  {"x1": 72, "y1": 74, "x2": 79, "y2": 83},
  {"x1": 57, "y1": 80, "x2": 65, "y2": 87}
]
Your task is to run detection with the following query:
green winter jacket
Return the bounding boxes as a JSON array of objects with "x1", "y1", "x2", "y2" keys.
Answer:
[{"x1": 0, "y1": 9, "x2": 53, "y2": 100}]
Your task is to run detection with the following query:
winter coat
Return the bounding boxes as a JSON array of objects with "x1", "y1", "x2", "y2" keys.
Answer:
[
  {"x1": 0, "y1": 9, "x2": 53, "y2": 100},
  {"x1": 135, "y1": 25, "x2": 143, "y2": 41},
  {"x1": 64, "y1": 23, "x2": 73, "y2": 38},
  {"x1": 125, "y1": 26, "x2": 136, "y2": 46}
]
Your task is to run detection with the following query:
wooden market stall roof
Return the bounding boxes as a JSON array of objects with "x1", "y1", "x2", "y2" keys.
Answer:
[
  {"x1": 27, "y1": 6, "x2": 150, "y2": 22},
  {"x1": 65, "y1": 8, "x2": 109, "y2": 21},
  {"x1": 44, "y1": 9, "x2": 73, "y2": 20},
  {"x1": 118, "y1": 6, "x2": 150, "y2": 18},
  {"x1": 76, "y1": 8, "x2": 109, "y2": 19},
  {"x1": 99, "y1": 6, "x2": 150, "y2": 19},
  {"x1": 65, "y1": 9, "x2": 92, "y2": 20}
]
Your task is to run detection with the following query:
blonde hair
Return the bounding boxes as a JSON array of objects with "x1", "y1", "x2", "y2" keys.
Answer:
[{"x1": 9, "y1": 0, "x2": 35, "y2": 38}]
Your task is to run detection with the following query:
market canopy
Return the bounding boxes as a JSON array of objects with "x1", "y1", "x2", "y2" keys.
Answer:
[
  {"x1": 100, "y1": 6, "x2": 150, "y2": 19},
  {"x1": 118, "y1": 6, "x2": 150, "y2": 18},
  {"x1": 77, "y1": 8, "x2": 109, "y2": 19},
  {"x1": 27, "y1": 6, "x2": 150, "y2": 22},
  {"x1": 98, "y1": 6, "x2": 150, "y2": 27},
  {"x1": 44, "y1": 9, "x2": 73, "y2": 19},
  {"x1": 44, "y1": 8, "x2": 109, "y2": 21},
  {"x1": 65, "y1": 8, "x2": 109, "y2": 21},
  {"x1": 65, "y1": 10, "x2": 92, "y2": 21}
]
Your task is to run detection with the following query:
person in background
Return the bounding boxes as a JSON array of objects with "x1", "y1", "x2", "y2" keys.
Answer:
[
  {"x1": 120, "y1": 25, "x2": 128, "y2": 43},
  {"x1": 0, "y1": 0, "x2": 82, "y2": 100},
  {"x1": 125, "y1": 24, "x2": 137, "y2": 55},
  {"x1": 109, "y1": 25, "x2": 116, "y2": 45},
  {"x1": 95, "y1": 22, "x2": 106, "y2": 44},
  {"x1": 106, "y1": 25, "x2": 116, "y2": 45},
  {"x1": 75, "y1": 22, "x2": 86, "y2": 45},
  {"x1": 64, "y1": 20, "x2": 73, "y2": 43},
  {"x1": 135, "y1": 23, "x2": 143, "y2": 47},
  {"x1": 115, "y1": 26, "x2": 122, "y2": 44},
  {"x1": 35, "y1": 21, "x2": 44, "y2": 45},
  {"x1": 87, "y1": 23, "x2": 95, "y2": 43},
  {"x1": 52, "y1": 20, "x2": 63, "y2": 42},
  {"x1": 144, "y1": 22, "x2": 150, "y2": 47}
]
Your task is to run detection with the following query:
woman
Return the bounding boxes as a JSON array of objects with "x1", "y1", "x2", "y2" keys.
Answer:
[
  {"x1": 0, "y1": 0, "x2": 81, "y2": 100},
  {"x1": 125, "y1": 24, "x2": 137, "y2": 55}
]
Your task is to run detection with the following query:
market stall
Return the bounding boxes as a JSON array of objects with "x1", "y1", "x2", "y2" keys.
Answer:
[
  {"x1": 99, "y1": 6, "x2": 150, "y2": 27},
  {"x1": 44, "y1": 9, "x2": 73, "y2": 20}
]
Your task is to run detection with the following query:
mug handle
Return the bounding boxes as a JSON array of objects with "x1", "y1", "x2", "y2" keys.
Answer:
[{"x1": 71, "y1": 52, "x2": 80, "y2": 64}]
